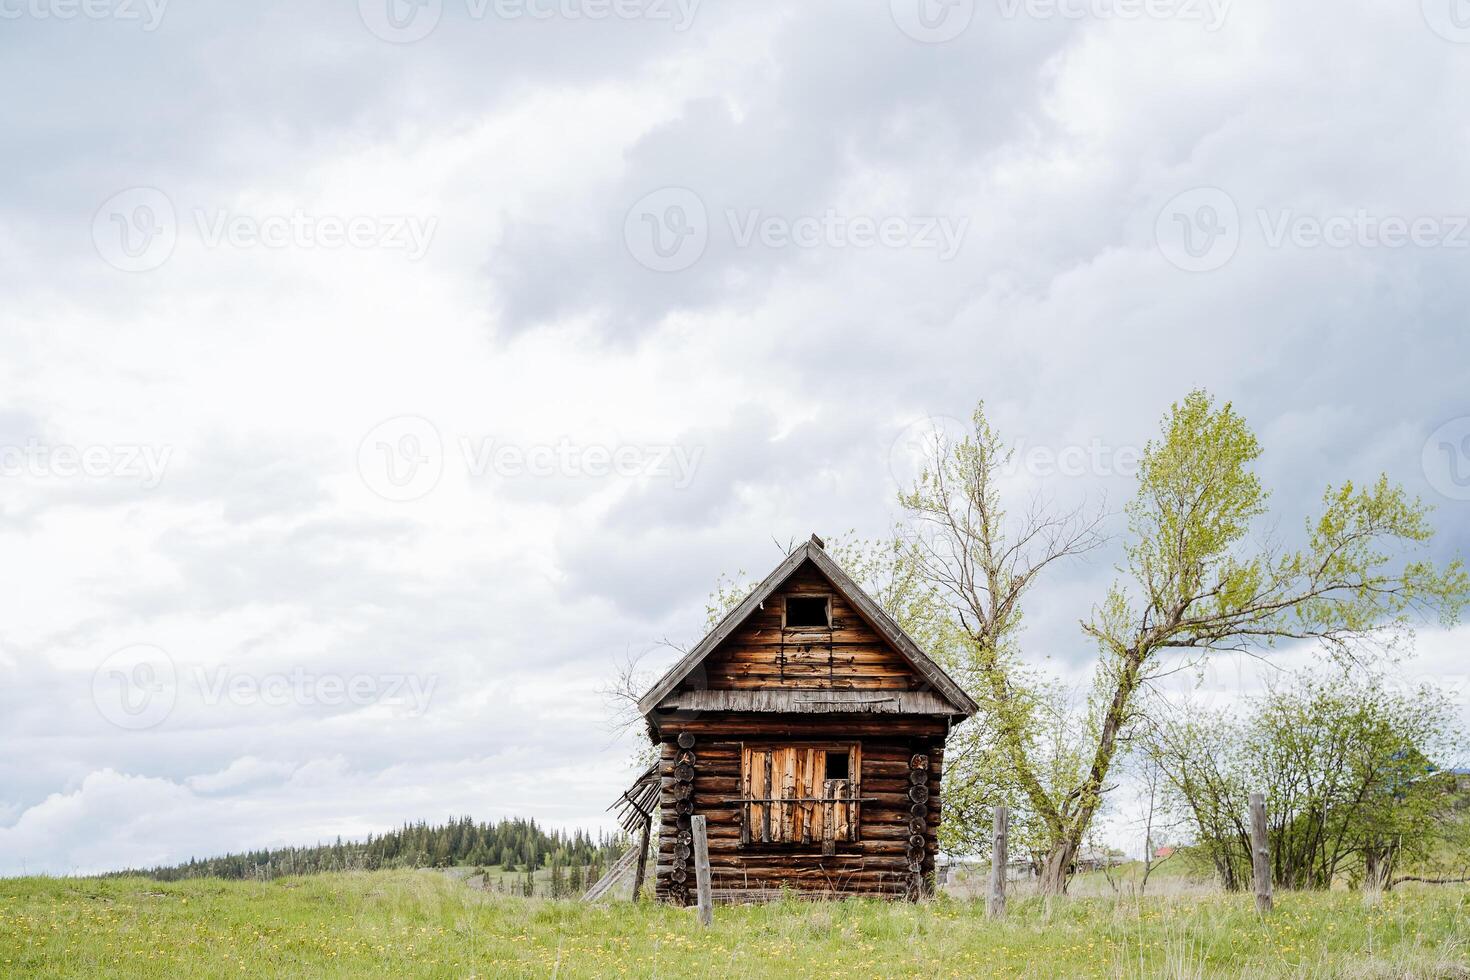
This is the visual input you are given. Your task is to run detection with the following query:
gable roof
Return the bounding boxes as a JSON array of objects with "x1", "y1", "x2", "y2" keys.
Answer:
[{"x1": 637, "y1": 536, "x2": 978, "y2": 718}]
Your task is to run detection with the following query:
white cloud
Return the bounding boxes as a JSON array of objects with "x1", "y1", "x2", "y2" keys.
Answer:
[
  {"x1": 1, "y1": 0, "x2": 1466, "y2": 873},
  {"x1": 0, "y1": 752, "x2": 633, "y2": 876}
]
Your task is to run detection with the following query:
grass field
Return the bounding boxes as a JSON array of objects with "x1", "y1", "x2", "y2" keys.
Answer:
[{"x1": 2, "y1": 870, "x2": 1468, "y2": 978}]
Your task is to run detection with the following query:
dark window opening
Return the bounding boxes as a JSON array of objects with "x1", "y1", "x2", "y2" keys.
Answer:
[
  {"x1": 825, "y1": 751, "x2": 849, "y2": 781},
  {"x1": 785, "y1": 595, "x2": 829, "y2": 628}
]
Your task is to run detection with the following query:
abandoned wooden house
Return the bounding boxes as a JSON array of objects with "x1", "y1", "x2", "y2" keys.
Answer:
[{"x1": 634, "y1": 534, "x2": 977, "y2": 904}]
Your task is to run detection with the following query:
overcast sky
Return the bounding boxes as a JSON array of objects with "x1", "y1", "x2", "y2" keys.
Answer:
[{"x1": 2, "y1": 0, "x2": 1468, "y2": 875}]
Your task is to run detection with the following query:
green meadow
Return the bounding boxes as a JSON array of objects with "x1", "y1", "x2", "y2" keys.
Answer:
[{"x1": 3, "y1": 869, "x2": 1468, "y2": 978}]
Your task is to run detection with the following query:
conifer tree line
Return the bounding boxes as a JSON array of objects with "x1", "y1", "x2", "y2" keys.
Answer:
[{"x1": 110, "y1": 816, "x2": 627, "y2": 883}]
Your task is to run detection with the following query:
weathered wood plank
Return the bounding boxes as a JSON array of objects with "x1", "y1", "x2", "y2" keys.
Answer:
[
  {"x1": 1251, "y1": 792, "x2": 1273, "y2": 914},
  {"x1": 691, "y1": 815, "x2": 713, "y2": 927},
  {"x1": 988, "y1": 805, "x2": 1007, "y2": 918}
]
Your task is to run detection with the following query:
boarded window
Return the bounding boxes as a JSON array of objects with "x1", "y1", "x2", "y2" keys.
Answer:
[{"x1": 740, "y1": 744, "x2": 860, "y2": 851}]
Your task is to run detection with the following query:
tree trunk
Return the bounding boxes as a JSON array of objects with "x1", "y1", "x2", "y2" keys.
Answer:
[
  {"x1": 1035, "y1": 644, "x2": 1147, "y2": 898},
  {"x1": 1038, "y1": 836, "x2": 1078, "y2": 895}
]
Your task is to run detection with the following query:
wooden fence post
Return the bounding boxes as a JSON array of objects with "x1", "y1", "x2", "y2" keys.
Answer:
[
  {"x1": 631, "y1": 816, "x2": 651, "y2": 901},
  {"x1": 690, "y1": 815, "x2": 713, "y2": 926},
  {"x1": 988, "y1": 805, "x2": 1008, "y2": 919},
  {"x1": 1250, "y1": 792, "x2": 1273, "y2": 914}
]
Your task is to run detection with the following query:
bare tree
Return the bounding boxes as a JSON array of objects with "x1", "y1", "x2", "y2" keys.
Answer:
[{"x1": 1134, "y1": 751, "x2": 1177, "y2": 897}]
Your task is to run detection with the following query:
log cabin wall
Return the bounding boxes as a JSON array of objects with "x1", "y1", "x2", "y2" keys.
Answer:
[
  {"x1": 641, "y1": 548, "x2": 974, "y2": 904},
  {"x1": 698, "y1": 564, "x2": 921, "y2": 692},
  {"x1": 652, "y1": 716, "x2": 948, "y2": 904}
]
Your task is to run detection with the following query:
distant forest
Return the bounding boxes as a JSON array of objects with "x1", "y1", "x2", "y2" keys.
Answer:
[{"x1": 112, "y1": 816, "x2": 628, "y2": 882}]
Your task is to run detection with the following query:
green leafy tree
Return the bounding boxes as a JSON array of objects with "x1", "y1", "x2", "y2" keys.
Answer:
[
  {"x1": 1145, "y1": 669, "x2": 1463, "y2": 890},
  {"x1": 901, "y1": 391, "x2": 1467, "y2": 894}
]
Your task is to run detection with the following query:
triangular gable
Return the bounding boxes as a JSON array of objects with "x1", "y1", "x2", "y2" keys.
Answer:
[{"x1": 637, "y1": 536, "x2": 978, "y2": 718}]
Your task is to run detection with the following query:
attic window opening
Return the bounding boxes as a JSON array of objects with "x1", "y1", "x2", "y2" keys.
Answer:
[{"x1": 785, "y1": 595, "x2": 830, "y2": 629}]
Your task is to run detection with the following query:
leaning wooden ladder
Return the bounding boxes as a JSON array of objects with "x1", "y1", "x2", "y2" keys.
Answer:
[{"x1": 583, "y1": 761, "x2": 660, "y2": 902}]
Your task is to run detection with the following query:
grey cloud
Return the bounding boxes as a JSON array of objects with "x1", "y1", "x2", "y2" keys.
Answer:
[{"x1": 3, "y1": 0, "x2": 1469, "y2": 873}]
